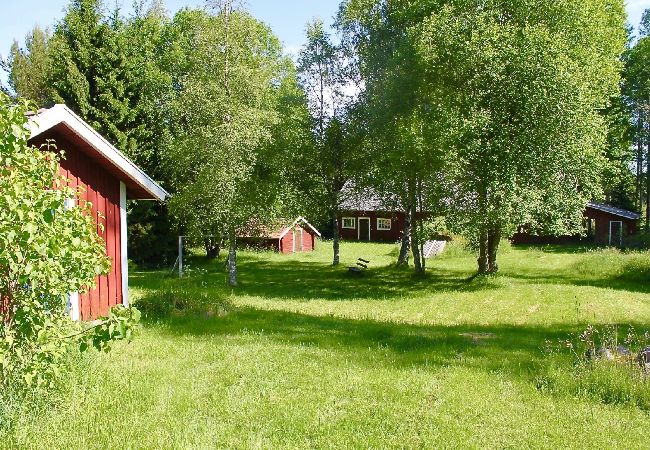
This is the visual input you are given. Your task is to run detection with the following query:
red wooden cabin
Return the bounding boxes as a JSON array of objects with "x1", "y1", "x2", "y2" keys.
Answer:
[
  {"x1": 239, "y1": 217, "x2": 321, "y2": 254},
  {"x1": 338, "y1": 187, "x2": 407, "y2": 242},
  {"x1": 25, "y1": 104, "x2": 168, "y2": 321},
  {"x1": 512, "y1": 201, "x2": 640, "y2": 247}
]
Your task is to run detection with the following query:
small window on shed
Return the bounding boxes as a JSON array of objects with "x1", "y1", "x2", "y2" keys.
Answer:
[
  {"x1": 377, "y1": 218, "x2": 391, "y2": 231},
  {"x1": 342, "y1": 217, "x2": 356, "y2": 229}
]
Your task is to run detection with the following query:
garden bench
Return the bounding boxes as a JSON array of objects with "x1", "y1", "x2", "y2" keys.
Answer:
[{"x1": 348, "y1": 258, "x2": 370, "y2": 275}]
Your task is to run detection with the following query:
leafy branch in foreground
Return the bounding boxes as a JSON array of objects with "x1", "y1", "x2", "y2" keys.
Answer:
[{"x1": 0, "y1": 93, "x2": 136, "y2": 393}]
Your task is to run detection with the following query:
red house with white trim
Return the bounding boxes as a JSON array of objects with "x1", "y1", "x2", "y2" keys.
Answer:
[
  {"x1": 239, "y1": 217, "x2": 321, "y2": 253},
  {"x1": 28, "y1": 105, "x2": 168, "y2": 321}
]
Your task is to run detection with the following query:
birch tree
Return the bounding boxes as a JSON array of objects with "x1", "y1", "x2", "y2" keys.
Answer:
[
  {"x1": 297, "y1": 20, "x2": 358, "y2": 266},
  {"x1": 339, "y1": 1, "x2": 448, "y2": 274},
  {"x1": 414, "y1": 0, "x2": 627, "y2": 273},
  {"x1": 165, "y1": 6, "x2": 295, "y2": 285}
]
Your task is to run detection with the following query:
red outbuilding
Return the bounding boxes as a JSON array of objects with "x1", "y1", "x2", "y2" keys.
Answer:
[
  {"x1": 27, "y1": 105, "x2": 168, "y2": 321},
  {"x1": 239, "y1": 217, "x2": 321, "y2": 254},
  {"x1": 512, "y1": 201, "x2": 641, "y2": 247}
]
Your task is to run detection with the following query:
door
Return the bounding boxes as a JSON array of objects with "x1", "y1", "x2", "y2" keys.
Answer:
[
  {"x1": 295, "y1": 228, "x2": 303, "y2": 252},
  {"x1": 609, "y1": 221, "x2": 622, "y2": 247},
  {"x1": 358, "y1": 218, "x2": 371, "y2": 241}
]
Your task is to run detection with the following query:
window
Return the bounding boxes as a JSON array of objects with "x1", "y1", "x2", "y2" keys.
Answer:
[
  {"x1": 377, "y1": 218, "x2": 391, "y2": 231},
  {"x1": 342, "y1": 217, "x2": 356, "y2": 229}
]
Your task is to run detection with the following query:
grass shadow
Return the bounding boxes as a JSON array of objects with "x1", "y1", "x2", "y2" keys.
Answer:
[
  {"x1": 233, "y1": 259, "x2": 496, "y2": 301},
  {"x1": 153, "y1": 306, "x2": 650, "y2": 382}
]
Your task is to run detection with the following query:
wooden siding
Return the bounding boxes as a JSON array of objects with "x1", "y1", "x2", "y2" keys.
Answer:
[
  {"x1": 30, "y1": 131, "x2": 124, "y2": 321},
  {"x1": 280, "y1": 230, "x2": 294, "y2": 254},
  {"x1": 303, "y1": 229, "x2": 315, "y2": 251},
  {"x1": 339, "y1": 211, "x2": 406, "y2": 242},
  {"x1": 512, "y1": 206, "x2": 639, "y2": 247}
]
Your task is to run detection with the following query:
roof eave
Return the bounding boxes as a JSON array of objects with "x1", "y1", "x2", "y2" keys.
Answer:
[{"x1": 28, "y1": 104, "x2": 169, "y2": 201}]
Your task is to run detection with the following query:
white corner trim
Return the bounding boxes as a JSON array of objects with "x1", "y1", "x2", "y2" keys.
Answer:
[
  {"x1": 120, "y1": 182, "x2": 129, "y2": 307},
  {"x1": 67, "y1": 292, "x2": 80, "y2": 321},
  {"x1": 29, "y1": 104, "x2": 169, "y2": 201}
]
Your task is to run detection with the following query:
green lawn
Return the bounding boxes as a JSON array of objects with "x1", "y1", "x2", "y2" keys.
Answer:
[{"x1": 4, "y1": 241, "x2": 650, "y2": 448}]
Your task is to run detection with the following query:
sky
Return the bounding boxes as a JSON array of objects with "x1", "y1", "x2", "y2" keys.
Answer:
[{"x1": 0, "y1": 0, "x2": 647, "y2": 86}]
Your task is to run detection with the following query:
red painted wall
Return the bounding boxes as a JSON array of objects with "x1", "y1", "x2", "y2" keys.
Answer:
[
  {"x1": 31, "y1": 132, "x2": 124, "y2": 321},
  {"x1": 280, "y1": 231, "x2": 293, "y2": 254},
  {"x1": 279, "y1": 225, "x2": 317, "y2": 253},
  {"x1": 339, "y1": 211, "x2": 406, "y2": 242},
  {"x1": 303, "y1": 229, "x2": 315, "y2": 251},
  {"x1": 512, "y1": 207, "x2": 639, "y2": 247}
]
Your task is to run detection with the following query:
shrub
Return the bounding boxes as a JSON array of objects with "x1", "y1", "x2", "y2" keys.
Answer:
[{"x1": 0, "y1": 95, "x2": 139, "y2": 395}]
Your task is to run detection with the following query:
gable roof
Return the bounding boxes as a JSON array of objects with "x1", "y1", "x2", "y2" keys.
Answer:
[
  {"x1": 238, "y1": 217, "x2": 322, "y2": 240},
  {"x1": 340, "y1": 182, "x2": 401, "y2": 212},
  {"x1": 27, "y1": 104, "x2": 168, "y2": 201},
  {"x1": 278, "y1": 217, "x2": 322, "y2": 240},
  {"x1": 587, "y1": 201, "x2": 641, "y2": 220}
]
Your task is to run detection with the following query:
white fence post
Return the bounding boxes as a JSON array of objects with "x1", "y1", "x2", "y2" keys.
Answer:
[{"x1": 178, "y1": 236, "x2": 184, "y2": 278}]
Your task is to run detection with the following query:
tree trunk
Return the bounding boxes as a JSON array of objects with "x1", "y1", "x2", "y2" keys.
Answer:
[
  {"x1": 636, "y1": 113, "x2": 643, "y2": 212},
  {"x1": 204, "y1": 237, "x2": 220, "y2": 259},
  {"x1": 410, "y1": 203, "x2": 423, "y2": 274},
  {"x1": 477, "y1": 227, "x2": 488, "y2": 275},
  {"x1": 398, "y1": 207, "x2": 411, "y2": 266},
  {"x1": 332, "y1": 210, "x2": 340, "y2": 266},
  {"x1": 227, "y1": 229, "x2": 237, "y2": 287},
  {"x1": 645, "y1": 128, "x2": 650, "y2": 233},
  {"x1": 486, "y1": 227, "x2": 501, "y2": 274},
  {"x1": 417, "y1": 177, "x2": 426, "y2": 273}
]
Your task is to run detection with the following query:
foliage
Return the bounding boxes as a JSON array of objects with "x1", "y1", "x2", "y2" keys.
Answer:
[
  {"x1": 341, "y1": 0, "x2": 627, "y2": 274},
  {"x1": 8, "y1": 0, "x2": 177, "y2": 265},
  {"x1": 7, "y1": 26, "x2": 53, "y2": 108},
  {"x1": 624, "y1": 12, "x2": 650, "y2": 227},
  {"x1": 296, "y1": 19, "x2": 364, "y2": 266},
  {"x1": 164, "y1": 5, "x2": 302, "y2": 285},
  {"x1": 339, "y1": 1, "x2": 451, "y2": 272},
  {"x1": 0, "y1": 95, "x2": 138, "y2": 395}
]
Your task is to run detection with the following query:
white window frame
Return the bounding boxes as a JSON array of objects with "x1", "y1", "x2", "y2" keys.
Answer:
[
  {"x1": 608, "y1": 220, "x2": 623, "y2": 247},
  {"x1": 342, "y1": 217, "x2": 356, "y2": 229},
  {"x1": 377, "y1": 218, "x2": 392, "y2": 231}
]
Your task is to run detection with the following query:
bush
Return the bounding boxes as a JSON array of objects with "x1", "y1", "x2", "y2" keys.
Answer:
[{"x1": 0, "y1": 95, "x2": 139, "y2": 396}]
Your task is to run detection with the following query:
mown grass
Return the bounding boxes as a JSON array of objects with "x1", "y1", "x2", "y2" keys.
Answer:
[{"x1": 2, "y1": 241, "x2": 650, "y2": 449}]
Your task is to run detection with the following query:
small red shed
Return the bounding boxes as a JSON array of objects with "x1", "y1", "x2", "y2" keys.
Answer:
[
  {"x1": 512, "y1": 201, "x2": 641, "y2": 247},
  {"x1": 28, "y1": 105, "x2": 168, "y2": 321},
  {"x1": 239, "y1": 217, "x2": 321, "y2": 254},
  {"x1": 583, "y1": 202, "x2": 640, "y2": 246}
]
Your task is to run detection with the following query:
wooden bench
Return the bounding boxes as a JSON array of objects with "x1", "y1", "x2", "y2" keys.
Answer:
[{"x1": 348, "y1": 258, "x2": 370, "y2": 275}]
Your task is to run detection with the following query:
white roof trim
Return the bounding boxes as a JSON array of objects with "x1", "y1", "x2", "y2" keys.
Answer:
[
  {"x1": 28, "y1": 104, "x2": 168, "y2": 201},
  {"x1": 278, "y1": 217, "x2": 322, "y2": 240}
]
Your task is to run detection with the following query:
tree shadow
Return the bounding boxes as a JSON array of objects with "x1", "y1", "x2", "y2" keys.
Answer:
[
  {"x1": 511, "y1": 244, "x2": 599, "y2": 255},
  {"x1": 233, "y1": 259, "x2": 497, "y2": 301},
  {"x1": 505, "y1": 256, "x2": 650, "y2": 294},
  {"x1": 151, "y1": 306, "x2": 649, "y2": 381}
]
